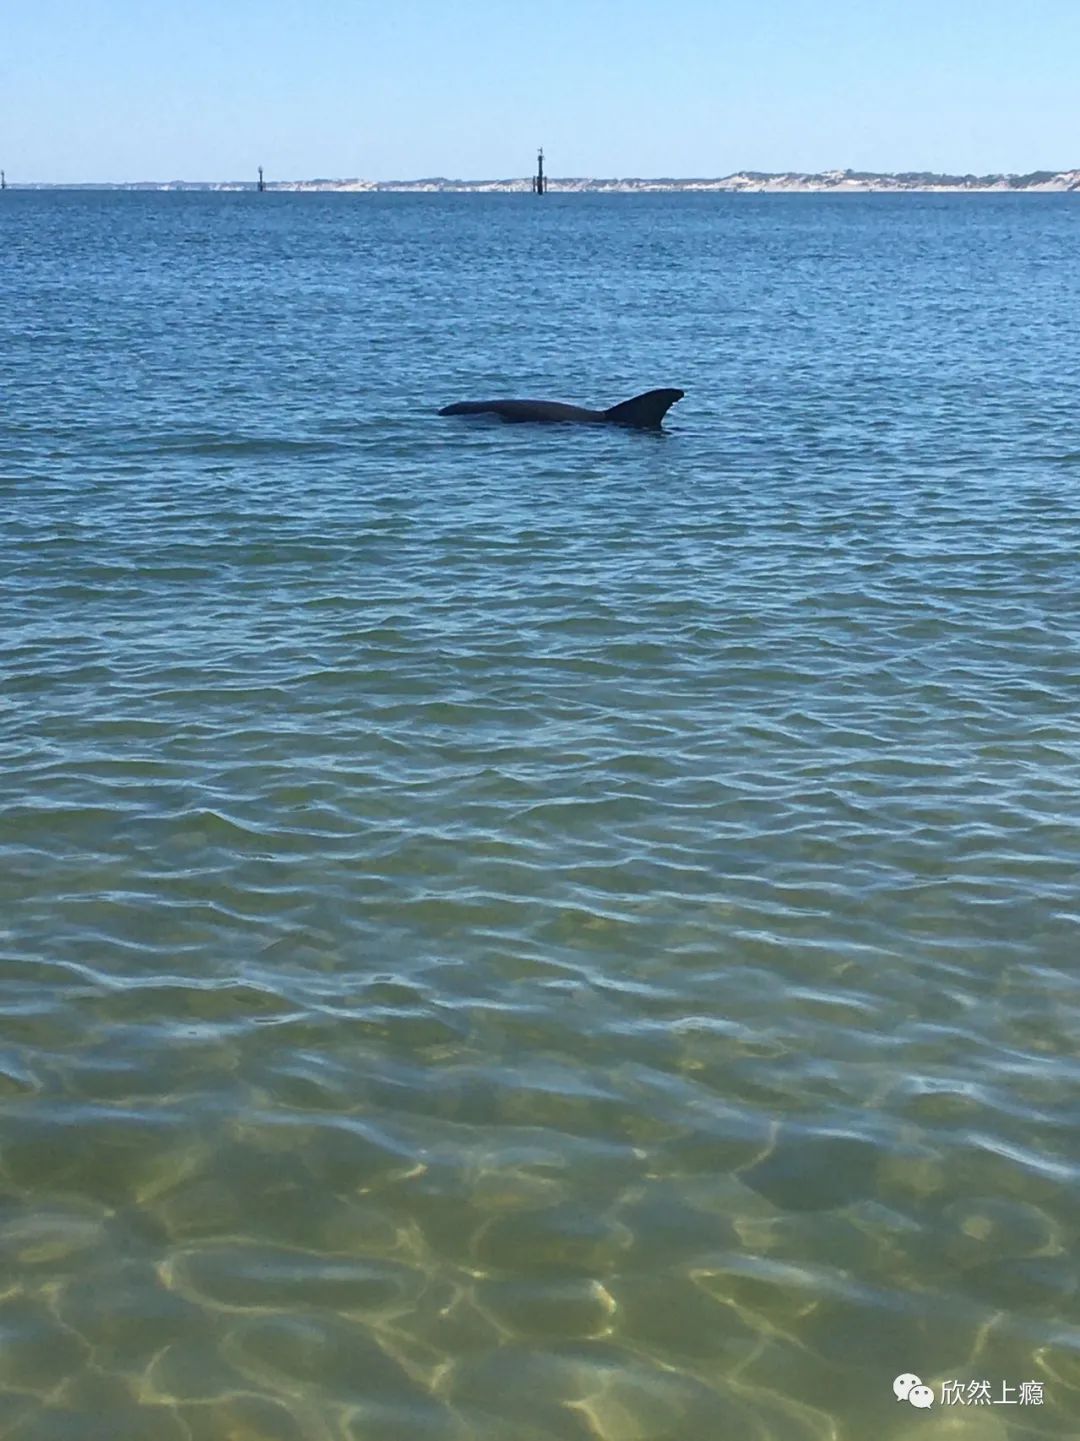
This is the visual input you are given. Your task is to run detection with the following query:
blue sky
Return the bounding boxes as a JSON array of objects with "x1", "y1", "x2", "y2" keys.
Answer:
[{"x1": 3, "y1": 0, "x2": 1078, "y2": 182}]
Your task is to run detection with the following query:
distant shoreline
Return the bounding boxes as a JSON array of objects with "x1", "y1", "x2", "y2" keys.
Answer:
[{"x1": 9, "y1": 167, "x2": 1080, "y2": 194}]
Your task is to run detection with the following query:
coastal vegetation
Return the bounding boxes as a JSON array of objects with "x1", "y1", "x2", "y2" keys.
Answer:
[{"x1": 12, "y1": 168, "x2": 1080, "y2": 193}]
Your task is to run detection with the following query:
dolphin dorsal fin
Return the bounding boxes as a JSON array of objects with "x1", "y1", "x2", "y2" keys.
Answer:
[{"x1": 603, "y1": 388, "x2": 684, "y2": 429}]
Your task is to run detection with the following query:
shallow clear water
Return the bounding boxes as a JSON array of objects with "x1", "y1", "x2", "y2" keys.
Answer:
[{"x1": 1, "y1": 191, "x2": 1079, "y2": 1440}]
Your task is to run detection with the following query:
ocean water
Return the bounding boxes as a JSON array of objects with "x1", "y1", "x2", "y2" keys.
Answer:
[{"x1": 1, "y1": 190, "x2": 1079, "y2": 1440}]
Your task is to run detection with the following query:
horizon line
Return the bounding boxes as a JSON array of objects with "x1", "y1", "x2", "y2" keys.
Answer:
[{"x1": 7, "y1": 165, "x2": 1080, "y2": 191}]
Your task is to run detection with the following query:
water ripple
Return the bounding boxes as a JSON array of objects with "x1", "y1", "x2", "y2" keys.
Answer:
[{"x1": 1, "y1": 191, "x2": 1079, "y2": 1440}]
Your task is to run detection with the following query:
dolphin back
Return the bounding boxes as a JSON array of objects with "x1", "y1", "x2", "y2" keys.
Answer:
[
  {"x1": 438, "y1": 388, "x2": 685, "y2": 428},
  {"x1": 439, "y1": 401, "x2": 497, "y2": 416},
  {"x1": 603, "y1": 388, "x2": 684, "y2": 429}
]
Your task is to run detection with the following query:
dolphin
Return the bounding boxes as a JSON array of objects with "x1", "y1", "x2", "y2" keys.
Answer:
[{"x1": 438, "y1": 387, "x2": 684, "y2": 430}]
